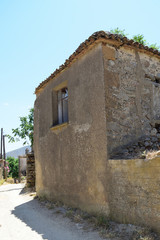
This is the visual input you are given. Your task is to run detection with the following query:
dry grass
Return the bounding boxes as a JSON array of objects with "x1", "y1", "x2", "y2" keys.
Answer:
[
  {"x1": 0, "y1": 179, "x2": 5, "y2": 186},
  {"x1": 6, "y1": 177, "x2": 15, "y2": 184},
  {"x1": 145, "y1": 150, "x2": 160, "y2": 160},
  {"x1": 35, "y1": 195, "x2": 159, "y2": 240}
]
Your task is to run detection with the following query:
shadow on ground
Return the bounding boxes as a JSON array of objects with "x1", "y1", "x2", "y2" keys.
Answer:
[
  {"x1": 11, "y1": 199, "x2": 60, "y2": 240},
  {"x1": 19, "y1": 187, "x2": 35, "y2": 195},
  {"x1": 11, "y1": 198, "x2": 94, "y2": 240},
  {"x1": 0, "y1": 188, "x2": 23, "y2": 193}
]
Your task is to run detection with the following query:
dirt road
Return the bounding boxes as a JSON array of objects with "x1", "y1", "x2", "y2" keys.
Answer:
[{"x1": 0, "y1": 183, "x2": 103, "y2": 240}]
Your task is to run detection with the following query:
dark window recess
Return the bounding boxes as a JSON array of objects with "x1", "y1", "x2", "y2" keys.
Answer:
[
  {"x1": 155, "y1": 123, "x2": 160, "y2": 132},
  {"x1": 58, "y1": 88, "x2": 68, "y2": 124},
  {"x1": 155, "y1": 79, "x2": 160, "y2": 84}
]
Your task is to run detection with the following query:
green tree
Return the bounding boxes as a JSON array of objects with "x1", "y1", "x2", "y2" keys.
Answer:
[
  {"x1": 7, "y1": 108, "x2": 34, "y2": 147},
  {"x1": 7, "y1": 156, "x2": 19, "y2": 179}
]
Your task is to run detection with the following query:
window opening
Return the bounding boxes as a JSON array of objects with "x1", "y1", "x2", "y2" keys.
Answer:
[{"x1": 58, "y1": 88, "x2": 68, "y2": 124}]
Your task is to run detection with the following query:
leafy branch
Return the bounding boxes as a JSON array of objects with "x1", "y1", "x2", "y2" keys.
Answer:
[{"x1": 7, "y1": 108, "x2": 34, "y2": 147}]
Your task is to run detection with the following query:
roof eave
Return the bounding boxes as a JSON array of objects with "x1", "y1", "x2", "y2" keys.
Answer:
[{"x1": 35, "y1": 31, "x2": 160, "y2": 95}]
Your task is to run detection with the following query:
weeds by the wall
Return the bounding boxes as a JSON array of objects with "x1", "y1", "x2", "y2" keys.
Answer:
[
  {"x1": 0, "y1": 179, "x2": 5, "y2": 186},
  {"x1": 35, "y1": 195, "x2": 159, "y2": 240}
]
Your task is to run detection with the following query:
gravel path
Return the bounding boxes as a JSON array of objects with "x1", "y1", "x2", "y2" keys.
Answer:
[{"x1": 0, "y1": 183, "x2": 103, "y2": 240}]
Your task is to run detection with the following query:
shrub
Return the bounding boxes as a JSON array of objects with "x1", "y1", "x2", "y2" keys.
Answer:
[{"x1": 7, "y1": 157, "x2": 19, "y2": 179}]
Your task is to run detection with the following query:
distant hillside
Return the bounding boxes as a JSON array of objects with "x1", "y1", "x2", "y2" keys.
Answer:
[{"x1": 6, "y1": 146, "x2": 31, "y2": 159}]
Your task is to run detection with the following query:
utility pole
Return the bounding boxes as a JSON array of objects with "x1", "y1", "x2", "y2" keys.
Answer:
[
  {"x1": 3, "y1": 134, "x2": 7, "y2": 180},
  {"x1": 3, "y1": 135, "x2": 6, "y2": 161}
]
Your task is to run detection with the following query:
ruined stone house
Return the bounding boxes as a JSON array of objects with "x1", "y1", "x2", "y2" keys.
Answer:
[{"x1": 34, "y1": 31, "x2": 160, "y2": 232}]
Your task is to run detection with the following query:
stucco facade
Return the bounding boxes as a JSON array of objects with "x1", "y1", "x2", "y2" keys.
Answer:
[
  {"x1": 34, "y1": 44, "x2": 109, "y2": 213},
  {"x1": 34, "y1": 31, "x2": 160, "y2": 232}
]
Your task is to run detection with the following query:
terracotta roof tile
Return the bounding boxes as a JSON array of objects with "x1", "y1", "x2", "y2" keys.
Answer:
[{"x1": 35, "y1": 31, "x2": 160, "y2": 94}]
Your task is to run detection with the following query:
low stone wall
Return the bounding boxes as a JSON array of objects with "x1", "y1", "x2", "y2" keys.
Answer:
[
  {"x1": 26, "y1": 153, "x2": 35, "y2": 188},
  {"x1": 108, "y1": 156, "x2": 160, "y2": 233}
]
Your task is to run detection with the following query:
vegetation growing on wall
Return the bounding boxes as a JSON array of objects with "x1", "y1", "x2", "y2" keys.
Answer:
[
  {"x1": 110, "y1": 27, "x2": 160, "y2": 50},
  {"x1": 110, "y1": 27, "x2": 127, "y2": 37}
]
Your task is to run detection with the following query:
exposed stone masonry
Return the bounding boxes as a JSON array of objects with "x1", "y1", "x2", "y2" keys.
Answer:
[
  {"x1": 26, "y1": 153, "x2": 35, "y2": 188},
  {"x1": 104, "y1": 44, "x2": 160, "y2": 156},
  {"x1": 145, "y1": 73, "x2": 160, "y2": 84},
  {"x1": 111, "y1": 124, "x2": 160, "y2": 159}
]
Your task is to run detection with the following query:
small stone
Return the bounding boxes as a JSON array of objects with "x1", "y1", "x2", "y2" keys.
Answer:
[
  {"x1": 132, "y1": 145, "x2": 136, "y2": 149},
  {"x1": 108, "y1": 60, "x2": 115, "y2": 66},
  {"x1": 153, "y1": 143, "x2": 158, "y2": 147},
  {"x1": 144, "y1": 141, "x2": 150, "y2": 147},
  {"x1": 145, "y1": 73, "x2": 155, "y2": 81},
  {"x1": 139, "y1": 141, "x2": 144, "y2": 147},
  {"x1": 153, "y1": 145, "x2": 158, "y2": 150},
  {"x1": 135, "y1": 149, "x2": 140, "y2": 153},
  {"x1": 151, "y1": 136, "x2": 157, "y2": 142},
  {"x1": 144, "y1": 61, "x2": 150, "y2": 68},
  {"x1": 151, "y1": 128, "x2": 157, "y2": 136},
  {"x1": 156, "y1": 73, "x2": 160, "y2": 81},
  {"x1": 121, "y1": 149, "x2": 129, "y2": 154},
  {"x1": 145, "y1": 137, "x2": 150, "y2": 141},
  {"x1": 133, "y1": 142, "x2": 138, "y2": 147},
  {"x1": 128, "y1": 147, "x2": 134, "y2": 152},
  {"x1": 140, "y1": 147, "x2": 145, "y2": 151},
  {"x1": 157, "y1": 133, "x2": 160, "y2": 139}
]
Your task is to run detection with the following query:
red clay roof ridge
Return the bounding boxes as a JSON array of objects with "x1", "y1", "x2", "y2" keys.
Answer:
[{"x1": 35, "y1": 31, "x2": 160, "y2": 94}]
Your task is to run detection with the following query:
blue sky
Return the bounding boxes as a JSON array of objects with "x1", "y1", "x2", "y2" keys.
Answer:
[{"x1": 0, "y1": 0, "x2": 160, "y2": 152}]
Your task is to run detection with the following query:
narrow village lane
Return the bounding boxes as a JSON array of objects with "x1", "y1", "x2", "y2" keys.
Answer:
[{"x1": 0, "y1": 183, "x2": 103, "y2": 240}]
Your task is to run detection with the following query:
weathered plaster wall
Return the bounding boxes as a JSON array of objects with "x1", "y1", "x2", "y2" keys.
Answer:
[
  {"x1": 35, "y1": 41, "x2": 160, "y2": 232},
  {"x1": 34, "y1": 44, "x2": 109, "y2": 214},
  {"x1": 108, "y1": 157, "x2": 160, "y2": 233},
  {"x1": 103, "y1": 44, "x2": 160, "y2": 156},
  {"x1": 19, "y1": 156, "x2": 27, "y2": 172}
]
